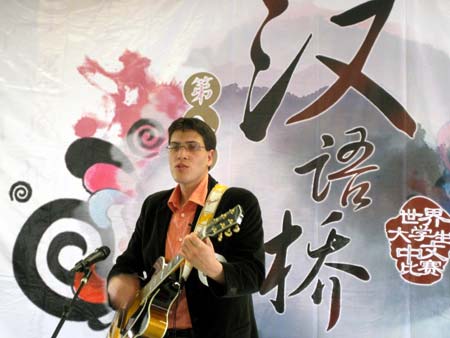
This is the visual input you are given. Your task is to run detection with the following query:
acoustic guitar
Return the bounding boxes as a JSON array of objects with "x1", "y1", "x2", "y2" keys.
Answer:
[{"x1": 107, "y1": 204, "x2": 244, "y2": 338}]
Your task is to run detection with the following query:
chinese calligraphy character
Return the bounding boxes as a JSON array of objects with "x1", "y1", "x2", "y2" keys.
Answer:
[
  {"x1": 295, "y1": 126, "x2": 379, "y2": 211},
  {"x1": 261, "y1": 210, "x2": 370, "y2": 331},
  {"x1": 190, "y1": 75, "x2": 214, "y2": 106},
  {"x1": 241, "y1": 0, "x2": 417, "y2": 142},
  {"x1": 260, "y1": 210, "x2": 302, "y2": 313},
  {"x1": 418, "y1": 208, "x2": 450, "y2": 227}
]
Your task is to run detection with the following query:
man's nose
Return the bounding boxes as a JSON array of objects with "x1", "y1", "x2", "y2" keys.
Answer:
[{"x1": 176, "y1": 145, "x2": 189, "y2": 157}]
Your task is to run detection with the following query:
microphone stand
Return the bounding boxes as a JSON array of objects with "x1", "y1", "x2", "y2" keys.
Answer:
[{"x1": 50, "y1": 267, "x2": 92, "y2": 338}]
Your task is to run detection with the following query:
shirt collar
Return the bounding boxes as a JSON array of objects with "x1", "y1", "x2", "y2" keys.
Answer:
[{"x1": 168, "y1": 174, "x2": 209, "y2": 212}]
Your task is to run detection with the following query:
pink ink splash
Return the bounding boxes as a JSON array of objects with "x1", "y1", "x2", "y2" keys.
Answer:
[
  {"x1": 75, "y1": 50, "x2": 186, "y2": 137},
  {"x1": 70, "y1": 51, "x2": 187, "y2": 298},
  {"x1": 84, "y1": 163, "x2": 133, "y2": 196},
  {"x1": 74, "y1": 116, "x2": 107, "y2": 137}
]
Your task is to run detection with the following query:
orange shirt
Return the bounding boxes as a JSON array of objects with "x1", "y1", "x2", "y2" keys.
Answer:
[{"x1": 165, "y1": 174, "x2": 208, "y2": 329}]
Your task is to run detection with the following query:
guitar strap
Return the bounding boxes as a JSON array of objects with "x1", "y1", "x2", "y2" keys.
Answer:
[{"x1": 181, "y1": 183, "x2": 228, "y2": 281}]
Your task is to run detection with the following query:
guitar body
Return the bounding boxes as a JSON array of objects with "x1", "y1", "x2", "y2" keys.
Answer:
[{"x1": 107, "y1": 278, "x2": 181, "y2": 338}]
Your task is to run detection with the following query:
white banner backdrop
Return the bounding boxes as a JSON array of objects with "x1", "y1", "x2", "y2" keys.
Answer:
[{"x1": 1, "y1": 1, "x2": 450, "y2": 337}]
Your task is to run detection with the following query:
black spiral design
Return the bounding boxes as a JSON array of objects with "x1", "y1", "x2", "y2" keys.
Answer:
[
  {"x1": 9, "y1": 181, "x2": 32, "y2": 202},
  {"x1": 126, "y1": 118, "x2": 165, "y2": 157},
  {"x1": 12, "y1": 198, "x2": 114, "y2": 329}
]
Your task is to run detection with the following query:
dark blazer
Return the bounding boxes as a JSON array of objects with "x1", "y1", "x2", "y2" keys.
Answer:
[{"x1": 108, "y1": 175, "x2": 265, "y2": 338}]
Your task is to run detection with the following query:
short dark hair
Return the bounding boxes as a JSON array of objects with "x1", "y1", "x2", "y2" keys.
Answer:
[{"x1": 168, "y1": 117, "x2": 216, "y2": 150}]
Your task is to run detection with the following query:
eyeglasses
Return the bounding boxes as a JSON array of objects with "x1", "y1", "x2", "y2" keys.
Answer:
[{"x1": 166, "y1": 142, "x2": 206, "y2": 152}]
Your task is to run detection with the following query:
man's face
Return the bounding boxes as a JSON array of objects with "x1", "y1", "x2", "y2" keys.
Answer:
[{"x1": 168, "y1": 129, "x2": 214, "y2": 192}]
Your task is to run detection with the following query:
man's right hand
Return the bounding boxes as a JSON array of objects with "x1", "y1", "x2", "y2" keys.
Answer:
[{"x1": 107, "y1": 274, "x2": 140, "y2": 310}]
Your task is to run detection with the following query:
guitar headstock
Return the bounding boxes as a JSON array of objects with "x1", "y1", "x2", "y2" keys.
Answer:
[{"x1": 201, "y1": 205, "x2": 244, "y2": 241}]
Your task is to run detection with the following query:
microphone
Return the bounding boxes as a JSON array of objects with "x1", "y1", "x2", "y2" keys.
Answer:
[{"x1": 70, "y1": 246, "x2": 111, "y2": 273}]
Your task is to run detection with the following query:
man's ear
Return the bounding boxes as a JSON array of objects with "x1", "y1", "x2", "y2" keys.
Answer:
[{"x1": 207, "y1": 149, "x2": 216, "y2": 170}]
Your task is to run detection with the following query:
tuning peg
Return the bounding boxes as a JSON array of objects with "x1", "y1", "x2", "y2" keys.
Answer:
[
  {"x1": 233, "y1": 225, "x2": 240, "y2": 233},
  {"x1": 218, "y1": 233, "x2": 223, "y2": 242},
  {"x1": 224, "y1": 229, "x2": 232, "y2": 237}
]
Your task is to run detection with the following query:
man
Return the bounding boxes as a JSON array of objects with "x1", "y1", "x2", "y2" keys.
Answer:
[{"x1": 107, "y1": 117, "x2": 265, "y2": 338}]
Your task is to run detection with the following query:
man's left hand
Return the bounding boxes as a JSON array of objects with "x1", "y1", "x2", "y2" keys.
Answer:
[{"x1": 180, "y1": 233, "x2": 225, "y2": 284}]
